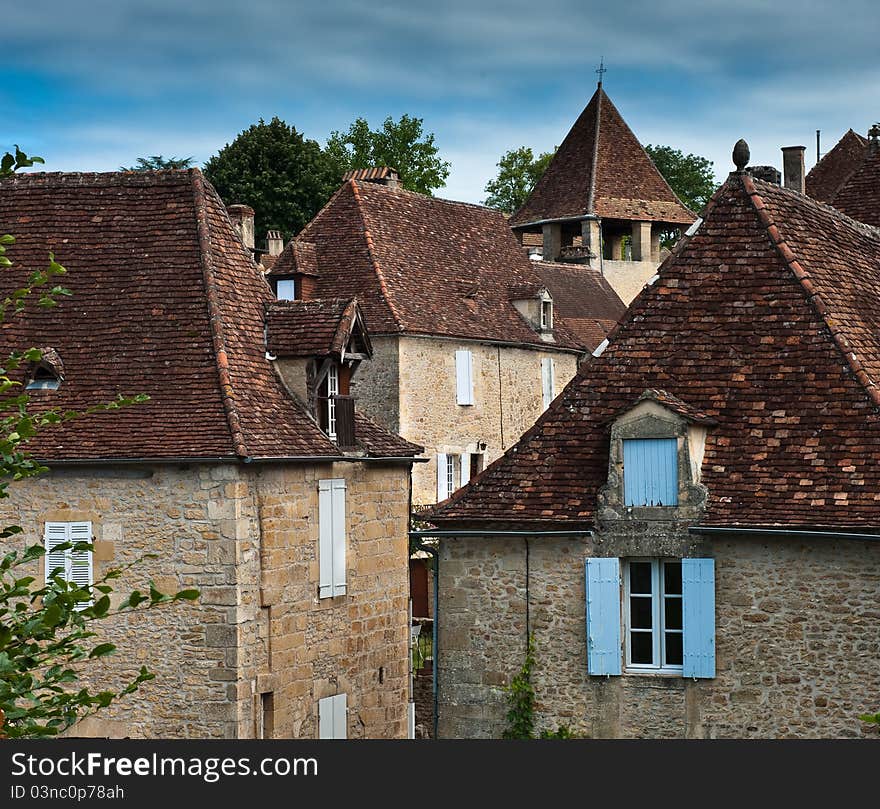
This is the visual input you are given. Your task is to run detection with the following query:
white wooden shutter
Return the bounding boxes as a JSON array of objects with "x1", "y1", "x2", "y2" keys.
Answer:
[
  {"x1": 331, "y1": 479, "x2": 347, "y2": 597},
  {"x1": 460, "y1": 453, "x2": 470, "y2": 488},
  {"x1": 436, "y1": 453, "x2": 448, "y2": 502},
  {"x1": 333, "y1": 692, "x2": 347, "y2": 739},
  {"x1": 68, "y1": 521, "x2": 93, "y2": 589},
  {"x1": 318, "y1": 480, "x2": 334, "y2": 599},
  {"x1": 44, "y1": 522, "x2": 70, "y2": 583},
  {"x1": 318, "y1": 695, "x2": 334, "y2": 739},
  {"x1": 455, "y1": 350, "x2": 473, "y2": 405},
  {"x1": 541, "y1": 357, "x2": 555, "y2": 409}
]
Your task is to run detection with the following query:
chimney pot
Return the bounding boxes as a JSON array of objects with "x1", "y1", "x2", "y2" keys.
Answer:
[
  {"x1": 781, "y1": 146, "x2": 806, "y2": 194},
  {"x1": 266, "y1": 230, "x2": 284, "y2": 256},
  {"x1": 227, "y1": 204, "x2": 255, "y2": 251}
]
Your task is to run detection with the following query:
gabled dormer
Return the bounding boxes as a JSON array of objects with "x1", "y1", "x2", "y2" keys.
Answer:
[
  {"x1": 509, "y1": 283, "x2": 554, "y2": 342},
  {"x1": 598, "y1": 390, "x2": 716, "y2": 523},
  {"x1": 265, "y1": 298, "x2": 372, "y2": 448},
  {"x1": 25, "y1": 346, "x2": 64, "y2": 391},
  {"x1": 266, "y1": 241, "x2": 319, "y2": 302}
]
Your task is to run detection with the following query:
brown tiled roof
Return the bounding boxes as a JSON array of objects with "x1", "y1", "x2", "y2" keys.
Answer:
[
  {"x1": 828, "y1": 142, "x2": 880, "y2": 227},
  {"x1": 266, "y1": 240, "x2": 318, "y2": 278},
  {"x1": 805, "y1": 129, "x2": 868, "y2": 203},
  {"x1": 510, "y1": 85, "x2": 695, "y2": 228},
  {"x1": 266, "y1": 298, "x2": 370, "y2": 359},
  {"x1": 260, "y1": 253, "x2": 278, "y2": 271},
  {"x1": 0, "y1": 170, "x2": 417, "y2": 461},
  {"x1": 428, "y1": 172, "x2": 880, "y2": 529},
  {"x1": 532, "y1": 261, "x2": 626, "y2": 351},
  {"x1": 288, "y1": 180, "x2": 592, "y2": 350},
  {"x1": 341, "y1": 167, "x2": 397, "y2": 182}
]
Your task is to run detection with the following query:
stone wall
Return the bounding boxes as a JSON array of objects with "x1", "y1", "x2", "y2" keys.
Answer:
[
  {"x1": 396, "y1": 336, "x2": 579, "y2": 505},
  {"x1": 350, "y1": 336, "x2": 401, "y2": 434},
  {"x1": 438, "y1": 533, "x2": 880, "y2": 739},
  {"x1": 601, "y1": 259, "x2": 659, "y2": 305},
  {"x1": 3, "y1": 459, "x2": 412, "y2": 739}
]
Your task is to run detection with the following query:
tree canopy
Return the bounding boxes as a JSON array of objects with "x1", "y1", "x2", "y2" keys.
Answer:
[
  {"x1": 120, "y1": 155, "x2": 194, "y2": 171},
  {"x1": 644, "y1": 144, "x2": 717, "y2": 214},
  {"x1": 203, "y1": 118, "x2": 340, "y2": 242},
  {"x1": 483, "y1": 146, "x2": 556, "y2": 214},
  {"x1": 326, "y1": 115, "x2": 450, "y2": 196}
]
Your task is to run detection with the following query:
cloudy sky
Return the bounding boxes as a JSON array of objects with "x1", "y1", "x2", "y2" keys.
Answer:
[{"x1": 3, "y1": 1, "x2": 877, "y2": 204}]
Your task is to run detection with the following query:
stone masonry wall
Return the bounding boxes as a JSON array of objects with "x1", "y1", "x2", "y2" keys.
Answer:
[
  {"x1": 397, "y1": 336, "x2": 578, "y2": 505},
  {"x1": 350, "y1": 336, "x2": 401, "y2": 435},
  {"x1": 438, "y1": 534, "x2": 880, "y2": 739}
]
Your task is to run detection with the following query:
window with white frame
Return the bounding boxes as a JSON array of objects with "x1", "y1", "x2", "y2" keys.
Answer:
[
  {"x1": 623, "y1": 437, "x2": 678, "y2": 506},
  {"x1": 437, "y1": 453, "x2": 470, "y2": 502},
  {"x1": 318, "y1": 693, "x2": 347, "y2": 739},
  {"x1": 318, "y1": 479, "x2": 346, "y2": 598},
  {"x1": 455, "y1": 350, "x2": 473, "y2": 406},
  {"x1": 44, "y1": 521, "x2": 93, "y2": 609},
  {"x1": 624, "y1": 559, "x2": 682, "y2": 671},
  {"x1": 325, "y1": 364, "x2": 340, "y2": 440},
  {"x1": 540, "y1": 298, "x2": 553, "y2": 331},
  {"x1": 276, "y1": 278, "x2": 296, "y2": 301},
  {"x1": 584, "y1": 556, "x2": 715, "y2": 679}
]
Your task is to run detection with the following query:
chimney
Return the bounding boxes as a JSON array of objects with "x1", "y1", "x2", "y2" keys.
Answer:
[
  {"x1": 227, "y1": 204, "x2": 255, "y2": 251},
  {"x1": 266, "y1": 230, "x2": 284, "y2": 257},
  {"x1": 869, "y1": 123, "x2": 880, "y2": 151},
  {"x1": 384, "y1": 169, "x2": 400, "y2": 189},
  {"x1": 781, "y1": 146, "x2": 806, "y2": 193},
  {"x1": 745, "y1": 165, "x2": 781, "y2": 185}
]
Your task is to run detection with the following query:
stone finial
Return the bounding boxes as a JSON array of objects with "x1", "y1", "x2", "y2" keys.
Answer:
[{"x1": 733, "y1": 139, "x2": 750, "y2": 172}]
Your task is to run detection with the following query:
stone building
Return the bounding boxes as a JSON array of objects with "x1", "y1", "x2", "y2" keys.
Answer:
[
  {"x1": 509, "y1": 82, "x2": 696, "y2": 305},
  {"x1": 426, "y1": 147, "x2": 880, "y2": 739},
  {"x1": 0, "y1": 170, "x2": 422, "y2": 739},
  {"x1": 266, "y1": 177, "x2": 625, "y2": 507},
  {"x1": 805, "y1": 128, "x2": 870, "y2": 203}
]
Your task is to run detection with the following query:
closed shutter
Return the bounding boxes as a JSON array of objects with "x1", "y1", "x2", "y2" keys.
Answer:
[
  {"x1": 436, "y1": 453, "x2": 448, "y2": 502},
  {"x1": 333, "y1": 692, "x2": 347, "y2": 739},
  {"x1": 682, "y1": 558, "x2": 715, "y2": 678},
  {"x1": 331, "y1": 480, "x2": 347, "y2": 597},
  {"x1": 459, "y1": 453, "x2": 470, "y2": 488},
  {"x1": 318, "y1": 695, "x2": 334, "y2": 739},
  {"x1": 541, "y1": 357, "x2": 555, "y2": 409},
  {"x1": 623, "y1": 438, "x2": 679, "y2": 506},
  {"x1": 318, "y1": 481, "x2": 334, "y2": 599},
  {"x1": 68, "y1": 522, "x2": 93, "y2": 607},
  {"x1": 455, "y1": 350, "x2": 473, "y2": 405},
  {"x1": 44, "y1": 522, "x2": 69, "y2": 583},
  {"x1": 585, "y1": 557, "x2": 622, "y2": 676}
]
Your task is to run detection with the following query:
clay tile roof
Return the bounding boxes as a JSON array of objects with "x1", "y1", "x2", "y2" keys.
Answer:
[
  {"x1": 266, "y1": 297, "x2": 370, "y2": 359},
  {"x1": 828, "y1": 141, "x2": 880, "y2": 227},
  {"x1": 0, "y1": 170, "x2": 415, "y2": 461},
  {"x1": 341, "y1": 167, "x2": 398, "y2": 182},
  {"x1": 613, "y1": 389, "x2": 718, "y2": 425},
  {"x1": 267, "y1": 240, "x2": 318, "y2": 278},
  {"x1": 532, "y1": 261, "x2": 626, "y2": 352},
  {"x1": 510, "y1": 85, "x2": 695, "y2": 228},
  {"x1": 427, "y1": 172, "x2": 880, "y2": 530},
  {"x1": 805, "y1": 129, "x2": 869, "y2": 203},
  {"x1": 283, "y1": 180, "x2": 611, "y2": 350}
]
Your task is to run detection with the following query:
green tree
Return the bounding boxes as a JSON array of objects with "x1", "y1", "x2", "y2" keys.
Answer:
[
  {"x1": 120, "y1": 155, "x2": 194, "y2": 171},
  {"x1": 644, "y1": 144, "x2": 717, "y2": 214},
  {"x1": 204, "y1": 117, "x2": 340, "y2": 241},
  {"x1": 0, "y1": 147, "x2": 198, "y2": 738},
  {"x1": 483, "y1": 146, "x2": 556, "y2": 214},
  {"x1": 326, "y1": 114, "x2": 451, "y2": 196}
]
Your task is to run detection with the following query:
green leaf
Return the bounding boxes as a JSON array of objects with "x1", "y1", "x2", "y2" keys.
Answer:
[{"x1": 88, "y1": 644, "x2": 116, "y2": 659}]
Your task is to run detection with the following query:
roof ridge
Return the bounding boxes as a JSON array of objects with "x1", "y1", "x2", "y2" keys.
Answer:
[
  {"x1": 587, "y1": 86, "x2": 601, "y2": 214},
  {"x1": 349, "y1": 180, "x2": 405, "y2": 332},
  {"x1": 190, "y1": 168, "x2": 250, "y2": 457},
  {"x1": 741, "y1": 172, "x2": 880, "y2": 409},
  {"x1": 352, "y1": 178, "x2": 505, "y2": 215}
]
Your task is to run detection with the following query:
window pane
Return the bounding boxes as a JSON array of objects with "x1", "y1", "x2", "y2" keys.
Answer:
[
  {"x1": 665, "y1": 632, "x2": 683, "y2": 666},
  {"x1": 664, "y1": 561, "x2": 682, "y2": 595},
  {"x1": 629, "y1": 561, "x2": 652, "y2": 595},
  {"x1": 630, "y1": 596, "x2": 652, "y2": 629},
  {"x1": 631, "y1": 631, "x2": 653, "y2": 664},
  {"x1": 664, "y1": 597, "x2": 682, "y2": 631}
]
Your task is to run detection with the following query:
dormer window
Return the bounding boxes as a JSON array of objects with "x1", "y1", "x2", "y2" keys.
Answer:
[
  {"x1": 541, "y1": 298, "x2": 553, "y2": 331},
  {"x1": 276, "y1": 278, "x2": 296, "y2": 301},
  {"x1": 623, "y1": 438, "x2": 678, "y2": 506},
  {"x1": 26, "y1": 367, "x2": 61, "y2": 390},
  {"x1": 25, "y1": 347, "x2": 64, "y2": 391}
]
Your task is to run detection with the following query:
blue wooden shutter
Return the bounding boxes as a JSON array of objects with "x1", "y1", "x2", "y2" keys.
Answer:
[
  {"x1": 585, "y1": 558, "x2": 622, "y2": 676},
  {"x1": 623, "y1": 438, "x2": 678, "y2": 506},
  {"x1": 682, "y1": 558, "x2": 715, "y2": 678}
]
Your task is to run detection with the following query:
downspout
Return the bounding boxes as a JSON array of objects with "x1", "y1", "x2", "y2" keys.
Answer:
[{"x1": 524, "y1": 537, "x2": 531, "y2": 641}]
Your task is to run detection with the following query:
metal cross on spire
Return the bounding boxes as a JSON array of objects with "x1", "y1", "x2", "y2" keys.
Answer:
[{"x1": 596, "y1": 58, "x2": 607, "y2": 87}]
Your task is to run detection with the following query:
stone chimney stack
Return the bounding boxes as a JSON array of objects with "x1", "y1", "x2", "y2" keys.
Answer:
[
  {"x1": 266, "y1": 230, "x2": 284, "y2": 256},
  {"x1": 781, "y1": 146, "x2": 806, "y2": 193},
  {"x1": 869, "y1": 123, "x2": 880, "y2": 150},
  {"x1": 227, "y1": 204, "x2": 255, "y2": 251}
]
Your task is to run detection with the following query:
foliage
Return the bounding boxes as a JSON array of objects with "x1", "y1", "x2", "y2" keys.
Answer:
[
  {"x1": 204, "y1": 117, "x2": 341, "y2": 241},
  {"x1": 483, "y1": 146, "x2": 556, "y2": 214},
  {"x1": 0, "y1": 147, "x2": 199, "y2": 738},
  {"x1": 644, "y1": 144, "x2": 717, "y2": 214},
  {"x1": 859, "y1": 711, "x2": 880, "y2": 726},
  {"x1": 326, "y1": 114, "x2": 451, "y2": 196},
  {"x1": 120, "y1": 155, "x2": 194, "y2": 171}
]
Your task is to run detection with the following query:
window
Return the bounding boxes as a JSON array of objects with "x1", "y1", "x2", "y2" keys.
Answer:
[
  {"x1": 44, "y1": 521, "x2": 93, "y2": 609},
  {"x1": 624, "y1": 560, "x2": 682, "y2": 672},
  {"x1": 437, "y1": 453, "x2": 470, "y2": 501},
  {"x1": 325, "y1": 364, "x2": 340, "y2": 440},
  {"x1": 623, "y1": 437, "x2": 678, "y2": 506},
  {"x1": 541, "y1": 357, "x2": 555, "y2": 409},
  {"x1": 318, "y1": 479, "x2": 346, "y2": 598},
  {"x1": 455, "y1": 350, "x2": 473, "y2": 406},
  {"x1": 26, "y1": 367, "x2": 61, "y2": 390},
  {"x1": 540, "y1": 299, "x2": 553, "y2": 330},
  {"x1": 585, "y1": 557, "x2": 715, "y2": 678},
  {"x1": 276, "y1": 278, "x2": 296, "y2": 300},
  {"x1": 318, "y1": 693, "x2": 347, "y2": 739}
]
